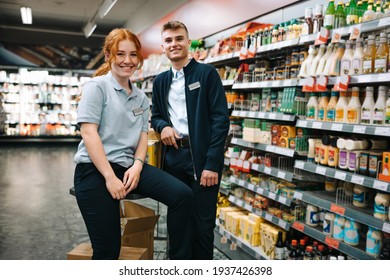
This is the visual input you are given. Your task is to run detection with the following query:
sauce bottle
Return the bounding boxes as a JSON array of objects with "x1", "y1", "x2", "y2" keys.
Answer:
[
  {"x1": 324, "y1": 43, "x2": 339, "y2": 75},
  {"x1": 351, "y1": 38, "x2": 364, "y2": 75},
  {"x1": 310, "y1": 44, "x2": 326, "y2": 76},
  {"x1": 340, "y1": 40, "x2": 354, "y2": 75},
  {"x1": 347, "y1": 0, "x2": 359, "y2": 25},
  {"x1": 353, "y1": 185, "x2": 369, "y2": 207},
  {"x1": 362, "y1": 35, "x2": 376, "y2": 74},
  {"x1": 361, "y1": 86, "x2": 375, "y2": 124},
  {"x1": 334, "y1": 1, "x2": 347, "y2": 28},
  {"x1": 329, "y1": 40, "x2": 346, "y2": 76},
  {"x1": 326, "y1": 91, "x2": 339, "y2": 122},
  {"x1": 316, "y1": 43, "x2": 334, "y2": 75},
  {"x1": 373, "y1": 85, "x2": 388, "y2": 125},
  {"x1": 374, "y1": 32, "x2": 389, "y2": 73},
  {"x1": 366, "y1": 227, "x2": 384, "y2": 257},
  {"x1": 374, "y1": 192, "x2": 390, "y2": 221},
  {"x1": 313, "y1": 4, "x2": 324, "y2": 33},
  {"x1": 306, "y1": 92, "x2": 319, "y2": 120},
  {"x1": 318, "y1": 91, "x2": 329, "y2": 121},
  {"x1": 346, "y1": 86, "x2": 361, "y2": 124},
  {"x1": 302, "y1": 7, "x2": 314, "y2": 36},
  {"x1": 335, "y1": 91, "x2": 348, "y2": 122},
  {"x1": 328, "y1": 136, "x2": 339, "y2": 167}
]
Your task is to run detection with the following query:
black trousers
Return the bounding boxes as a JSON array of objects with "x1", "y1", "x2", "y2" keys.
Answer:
[
  {"x1": 74, "y1": 162, "x2": 193, "y2": 260},
  {"x1": 164, "y1": 146, "x2": 219, "y2": 260}
]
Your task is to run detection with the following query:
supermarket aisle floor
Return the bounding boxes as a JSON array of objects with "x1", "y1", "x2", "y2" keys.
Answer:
[{"x1": 0, "y1": 144, "x2": 227, "y2": 260}]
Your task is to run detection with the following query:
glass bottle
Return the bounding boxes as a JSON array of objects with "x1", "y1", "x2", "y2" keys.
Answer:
[
  {"x1": 347, "y1": 0, "x2": 359, "y2": 25},
  {"x1": 313, "y1": 4, "x2": 324, "y2": 33},
  {"x1": 288, "y1": 239, "x2": 299, "y2": 260},
  {"x1": 334, "y1": 1, "x2": 347, "y2": 28},
  {"x1": 346, "y1": 87, "x2": 362, "y2": 124},
  {"x1": 361, "y1": 86, "x2": 375, "y2": 124},
  {"x1": 373, "y1": 86, "x2": 388, "y2": 125},
  {"x1": 375, "y1": 32, "x2": 389, "y2": 73},
  {"x1": 274, "y1": 231, "x2": 285, "y2": 260},
  {"x1": 357, "y1": 1, "x2": 364, "y2": 23},
  {"x1": 352, "y1": 38, "x2": 364, "y2": 74},
  {"x1": 363, "y1": 35, "x2": 376, "y2": 74},
  {"x1": 304, "y1": 246, "x2": 314, "y2": 260},
  {"x1": 324, "y1": 0, "x2": 336, "y2": 29},
  {"x1": 302, "y1": 7, "x2": 314, "y2": 36}
]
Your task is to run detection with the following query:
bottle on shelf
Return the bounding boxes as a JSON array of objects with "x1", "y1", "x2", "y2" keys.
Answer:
[
  {"x1": 379, "y1": 236, "x2": 390, "y2": 260},
  {"x1": 362, "y1": 0, "x2": 376, "y2": 22},
  {"x1": 353, "y1": 184, "x2": 369, "y2": 207},
  {"x1": 302, "y1": 7, "x2": 314, "y2": 36},
  {"x1": 288, "y1": 239, "x2": 299, "y2": 260},
  {"x1": 366, "y1": 226, "x2": 384, "y2": 257},
  {"x1": 344, "y1": 218, "x2": 361, "y2": 246},
  {"x1": 328, "y1": 136, "x2": 340, "y2": 167},
  {"x1": 346, "y1": 86, "x2": 361, "y2": 124},
  {"x1": 303, "y1": 246, "x2": 314, "y2": 260},
  {"x1": 351, "y1": 38, "x2": 364, "y2": 74},
  {"x1": 363, "y1": 35, "x2": 376, "y2": 74},
  {"x1": 310, "y1": 44, "x2": 326, "y2": 76},
  {"x1": 340, "y1": 40, "x2": 354, "y2": 75},
  {"x1": 306, "y1": 92, "x2": 319, "y2": 120},
  {"x1": 318, "y1": 91, "x2": 330, "y2": 122},
  {"x1": 347, "y1": 0, "x2": 359, "y2": 25},
  {"x1": 316, "y1": 43, "x2": 334, "y2": 76},
  {"x1": 386, "y1": 88, "x2": 390, "y2": 125},
  {"x1": 305, "y1": 204, "x2": 319, "y2": 226},
  {"x1": 313, "y1": 4, "x2": 324, "y2": 33},
  {"x1": 297, "y1": 239, "x2": 306, "y2": 260},
  {"x1": 334, "y1": 1, "x2": 347, "y2": 28},
  {"x1": 326, "y1": 91, "x2": 339, "y2": 122},
  {"x1": 324, "y1": 42, "x2": 339, "y2": 75},
  {"x1": 374, "y1": 33, "x2": 389, "y2": 73},
  {"x1": 375, "y1": 0, "x2": 384, "y2": 19},
  {"x1": 361, "y1": 86, "x2": 375, "y2": 124},
  {"x1": 274, "y1": 231, "x2": 285, "y2": 260},
  {"x1": 335, "y1": 90, "x2": 348, "y2": 122},
  {"x1": 333, "y1": 214, "x2": 346, "y2": 241},
  {"x1": 373, "y1": 85, "x2": 388, "y2": 125},
  {"x1": 324, "y1": 0, "x2": 336, "y2": 29},
  {"x1": 374, "y1": 191, "x2": 390, "y2": 221},
  {"x1": 299, "y1": 45, "x2": 317, "y2": 78},
  {"x1": 323, "y1": 211, "x2": 336, "y2": 236}
]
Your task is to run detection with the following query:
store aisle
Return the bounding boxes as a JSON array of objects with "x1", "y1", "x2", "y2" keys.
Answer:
[{"x1": 0, "y1": 145, "x2": 227, "y2": 260}]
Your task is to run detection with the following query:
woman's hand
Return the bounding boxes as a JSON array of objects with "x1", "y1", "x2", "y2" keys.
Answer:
[{"x1": 123, "y1": 160, "x2": 143, "y2": 194}]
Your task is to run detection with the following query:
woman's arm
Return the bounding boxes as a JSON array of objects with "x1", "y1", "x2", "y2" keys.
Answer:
[{"x1": 80, "y1": 123, "x2": 127, "y2": 200}]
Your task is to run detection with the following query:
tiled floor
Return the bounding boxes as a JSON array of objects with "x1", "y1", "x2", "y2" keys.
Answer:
[{"x1": 0, "y1": 144, "x2": 227, "y2": 260}]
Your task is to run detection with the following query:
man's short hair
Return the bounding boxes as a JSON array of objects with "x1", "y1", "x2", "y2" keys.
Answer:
[{"x1": 161, "y1": 21, "x2": 189, "y2": 37}]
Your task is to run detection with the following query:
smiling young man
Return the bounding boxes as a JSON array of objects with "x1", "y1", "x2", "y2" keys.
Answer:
[{"x1": 151, "y1": 21, "x2": 230, "y2": 259}]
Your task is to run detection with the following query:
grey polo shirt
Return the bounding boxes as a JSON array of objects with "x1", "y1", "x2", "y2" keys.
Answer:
[{"x1": 74, "y1": 71, "x2": 150, "y2": 168}]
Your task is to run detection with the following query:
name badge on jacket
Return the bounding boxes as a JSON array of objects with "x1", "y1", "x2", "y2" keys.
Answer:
[
  {"x1": 133, "y1": 108, "x2": 144, "y2": 116},
  {"x1": 188, "y1": 81, "x2": 201, "y2": 91}
]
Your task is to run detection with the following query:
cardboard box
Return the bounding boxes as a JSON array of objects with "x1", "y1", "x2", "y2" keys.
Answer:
[
  {"x1": 120, "y1": 200, "x2": 160, "y2": 260},
  {"x1": 67, "y1": 243, "x2": 148, "y2": 260},
  {"x1": 148, "y1": 129, "x2": 161, "y2": 168}
]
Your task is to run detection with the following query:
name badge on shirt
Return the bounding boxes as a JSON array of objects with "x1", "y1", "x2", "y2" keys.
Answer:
[
  {"x1": 133, "y1": 108, "x2": 144, "y2": 116},
  {"x1": 188, "y1": 81, "x2": 201, "y2": 91}
]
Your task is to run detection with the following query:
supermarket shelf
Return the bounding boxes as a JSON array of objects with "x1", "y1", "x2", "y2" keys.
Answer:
[
  {"x1": 222, "y1": 79, "x2": 235, "y2": 86},
  {"x1": 231, "y1": 110, "x2": 296, "y2": 122},
  {"x1": 229, "y1": 175, "x2": 292, "y2": 206},
  {"x1": 292, "y1": 190, "x2": 390, "y2": 234},
  {"x1": 232, "y1": 79, "x2": 299, "y2": 89},
  {"x1": 231, "y1": 137, "x2": 296, "y2": 157},
  {"x1": 291, "y1": 221, "x2": 377, "y2": 260},
  {"x1": 219, "y1": 186, "x2": 230, "y2": 197},
  {"x1": 0, "y1": 135, "x2": 81, "y2": 143},
  {"x1": 296, "y1": 119, "x2": 390, "y2": 137},
  {"x1": 251, "y1": 163, "x2": 299, "y2": 182},
  {"x1": 294, "y1": 160, "x2": 390, "y2": 193},
  {"x1": 203, "y1": 52, "x2": 240, "y2": 64},
  {"x1": 214, "y1": 222, "x2": 267, "y2": 260},
  {"x1": 228, "y1": 195, "x2": 291, "y2": 231}
]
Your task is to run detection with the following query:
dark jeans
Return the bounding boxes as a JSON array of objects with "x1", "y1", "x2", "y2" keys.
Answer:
[
  {"x1": 74, "y1": 162, "x2": 193, "y2": 260},
  {"x1": 164, "y1": 146, "x2": 219, "y2": 260}
]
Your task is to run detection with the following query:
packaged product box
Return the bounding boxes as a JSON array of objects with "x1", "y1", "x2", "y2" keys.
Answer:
[
  {"x1": 226, "y1": 211, "x2": 246, "y2": 235},
  {"x1": 67, "y1": 243, "x2": 148, "y2": 260},
  {"x1": 280, "y1": 125, "x2": 296, "y2": 138},
  {"x1": 120, "y1": 200, "x2": 159, "y2": 260},
  {"x1": 218, "y1": 206, "x2": 241, "y2": 227},
  {"x1": 239, "y1": 215, "x2": 249, "y2": 240}
]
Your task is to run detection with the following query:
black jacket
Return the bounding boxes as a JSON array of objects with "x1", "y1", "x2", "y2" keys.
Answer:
[{"x1": 151, "y1": 58, "x2": 230, "y2": 180}]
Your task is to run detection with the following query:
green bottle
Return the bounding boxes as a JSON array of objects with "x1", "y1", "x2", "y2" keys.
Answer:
[
  {"x1": 362, "y1": 0, "x2": 369, "y2": 11},
  {"x1": 347, "y1": 0, "x2": 359, "y2": 25},
  {"x1": 324, "y1": 0, "x2": 336, "y2": 30},
  {"x1": 334, "y1": 2, "x2": 346, "y2": 28}
]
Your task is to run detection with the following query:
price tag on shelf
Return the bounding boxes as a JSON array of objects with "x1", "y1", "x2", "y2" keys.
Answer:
[
  {"x1": 353, "y1": 125, "x2": 366, "y2": 134},
  {"x1": 349, "y1": 24, "x2": 361, "y2": 40},
  {"x1": 325, "y1": 237, "x2": 340, "y2": 249},
  {"x1": 315, "y1": 27, "x2": 330, "y2": 45},
  {"x1": 351, "y1": 175, "x2": 365, "y2": 185},
  {"x1": 277, "y1": 171, "x2": 286, "y2": 180},
  {"x1": 379, "y1": 17, "x2": 390, "y2": 27},
  {"x1": 225, "y1": 232, "x2": 231, "y2": 239},
  {"x1": 292, "y1": 221, "x2": 305, "y2": 231},
  {"x1": 268, "y1": 113, "x2": 276, "y2": 119},
  {"x1": 335, "y1": 171, "x2": 347, "y2": 181},
  {"x1": 331, "y1": 123, "x2": 343, "y2": 131},
  {"x1": 373, "y1": 180, "x2": 388, "y2": 192},
  {"x1": 374, "y1": 127, "x2": 390, "y2": 136},
  {"x1": 247, "y1": 45, "x2": 256, "y2": 58},
  {"x1": 230, "y1": 157, "x2": 237, "y2": 168},
  {"x1": 316, "y1": 166, "x2": 327, "y2": 175},
  {"x1": 293, "y1": 191, "x2": 303, "y2": 200},
  {"x1": 278, "y1": 219, "x2": 287, "y2": 229},
  {"x1": 298, "y1": 120, "x2": 308, "y2": 128},
  {"x1": 239, "y1": 111, "x2": 246, "y2": 117},
  {"x1": 330, "y1": 203, "x2": 346, "y2": 216},
  {"x1": 266, "y1": 145, "x2": 275, "y2": 153},
  {"x1": 257, "y1": 188, "x2": 264, "y2": 195},
  {"x1": 238, "y1": 199, "x2": 244, "y2": 207},
  {"x1": 383, "y1": 222, "x2": 390, "y2": 233},
  {"x1": 316, "y1": 75, "x2": 328, "y2": 91},
  {"x1": 312, "y1": 121, "x2": 323, "y2": 129},
  {"x1": 230, "y1": 243, "x2": 237, "y2": 251},
  {"x1": 239, "y1": 47, "x2": 248, "y2": 60},
  {"x1": 236, "y1": 240, "x2": 242, "y2": 247},
  {"x1": 268, "y1": 192, "x2": 276, "y2": 200},
  {"x1": 244, "y1": 203, "x2": 252, "y2": 211},
  {"x1": 295, "y1": 161, "x2": 305, "y2": 169},
  {"x1": 236, "y1": 159, "x2": 243, "y2": 170},
  {"x1": 265, "y1": 213, "x2": 273, "y2": 221},
  {"x1": 237, "y1": 179, "x2": 245, "y2": 186},
  {"x1": 248, "y1": 111, "x2": 256, "y2": 118},
  {"x1": 258, "y1": 112, "x2": 266, "y2": 118},
  {"x1": 221, "y1": 236, "x2": 227, "y2": 244},
  {"x1": 333, "y1": 74, "x2": 350, "y2": 91},
  {"x1": 264, "y1": 167, "x2": 272, "y2": 175},
  {"x1": 282, "y1": 114, "x2": 292, "y2": 121},
  {"x1": 248, "y1": 183, "x2": 255, "y2": 191},
  {"x1": 279, "y1": 196, "x2": 287, "y2": 205},
  {"x1": 303, "y1": 76, "x2": 316, "y2": 92},
  {"x1": 331, "y1": 30, "x2": 342, "y2": 43}
]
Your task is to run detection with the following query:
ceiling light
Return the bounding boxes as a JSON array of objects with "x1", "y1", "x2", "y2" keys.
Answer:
[
  {"x1": 83, "y1": 21, "x2": 97, "y2": 38},
  {"x1": 20, "y1": 7, "x2": 32, "y2": 25},
  {"x1": 98, "y1": 0, "x2": 118, "y2": 19}
]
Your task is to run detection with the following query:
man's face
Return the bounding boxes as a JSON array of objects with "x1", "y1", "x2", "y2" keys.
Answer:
[{"x1": 161, "y1": 27, "x2": 191, "y2": 62}]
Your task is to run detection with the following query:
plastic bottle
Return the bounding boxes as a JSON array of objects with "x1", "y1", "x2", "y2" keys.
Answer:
[
  {"x1": 329, "y1": 40, "x2": 345, "y2": 76},
  {"x1": 346, "y1": 87, "x2": 361, "y2": 124},
  {"x1": 325, "y1": 177, "x2": 338, "y2": 192},
  {"x1": 362, "y1": 1, "x2": 376, "y2": 22},
  {"x1": 328, "y1": 136, "x2": 340, "y2": 167},
  {"x1": 324, "y1": 0, "x2": 336, "y2": 29},
  {"x1": 373, "y1": 86, "x2": 388, "y2": 125},
  {"x1": 299, "y1": 45, "x2": 317, "y2": 78},
  {"x1": 333, "y1": 214, "x2": 346, "y2": 241},
  {"x1": 302, "y1": 7, "x2": 314, "y2": 36},
  {"x1": 323, "y1": 212, "x2": 335, "y2": 236},
  {"x1": 361, "y1": 86, "x2": 375, "y2": 124},
  {"x1": 324, "y1": 43, "x2": 339, "y2": 75},
  {"x1": 310, "y1": 44, "x2": 326, "y2": 76},
  {"x1": 307, "y1": 138, "x2": 316, "y2": 162},
  {"x1": 303, "y1": 246, "x2": 314, "y2": 260},
  {"x1": 363, "y1": 35, "x2": 376, "y2": 74},
  {"x1": 345, "y1": 138, "x2": 369, "y2": 150},
  {"x1": 335, "y1": 91, "x2": 348, "y2": 122},
  {"x1": 316, "y1": 43, "x2": 334, "y2": 75},
  {"x1": 306, "y1": 92, "x2": 319, "y2": 120},
  {"x1": 305, "y1": 204, "x2": 319, "y2": 226},
  {"x1": 288, "y1": 239, "x2": 299, "y2": 260},
  {"x1": 344, "y1": 218, "x2": 360, "y2": 246},
  {"x1": 366, "y1": 227, "x2": 384, "y2": 257},
  {"x1": 374, "y1": 192, "x2": 390, "y2": 221},
  {"x1": 353, "y1": 185, "x2": 369, "y2": 207},
  {"x1": 351, "y1": 38, "x2": 364, "y2": 75},
  {"x1": 340, "y1": 40, "x2": 354, "y2": 75},
  {"x1": 375, "y1": 33, "x2": 389, "y2": 73},
  {"x1": 326, "y1": 91, "x2": 339, "y2": 122},
  {"x1": 318, "y1": 91, "x2": 329, "y2": 121}
]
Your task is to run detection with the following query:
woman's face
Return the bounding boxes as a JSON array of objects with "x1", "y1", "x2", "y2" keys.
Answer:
[{"x1": 106, "y1": 39, "x2": 139, "y2": 80}]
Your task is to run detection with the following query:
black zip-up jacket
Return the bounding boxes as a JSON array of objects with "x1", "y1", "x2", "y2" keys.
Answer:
[{"x1": 151, "y1": 58, "x2": 230, "y2": 180}]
